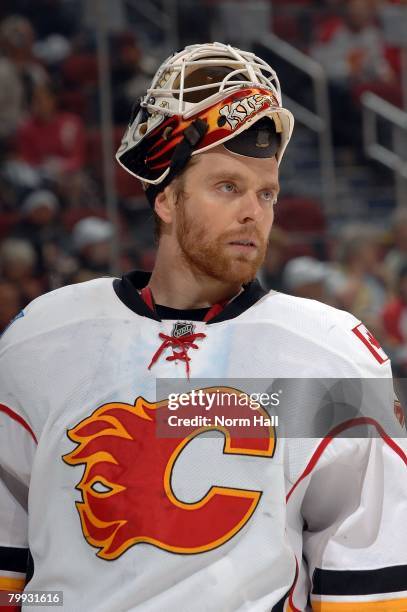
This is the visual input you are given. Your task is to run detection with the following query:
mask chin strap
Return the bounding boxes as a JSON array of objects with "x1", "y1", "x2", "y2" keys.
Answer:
[{"x1": 146, "y1": 118, "x2": 208, "y2": 207}]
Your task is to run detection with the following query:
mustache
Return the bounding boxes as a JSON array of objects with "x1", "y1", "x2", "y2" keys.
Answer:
[{"x1": 222, "y1": 228, "x2": 266, "y2": 244}]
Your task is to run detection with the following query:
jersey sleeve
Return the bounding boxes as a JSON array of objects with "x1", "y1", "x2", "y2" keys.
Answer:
[
  {"x1": 287, "y1": 314, "x2": 407, "y2": 611},
  {"x1": 301, "y1": 432, "x2": 407, "y2": 611},
  {"x1": 0, "y1": 331, "x2": 37, "y2": 605}
]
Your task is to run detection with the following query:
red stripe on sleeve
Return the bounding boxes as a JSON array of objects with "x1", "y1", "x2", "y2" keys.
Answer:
[
  {"x1": 286, "y1": 417, "x2": 407, "y2": 503},
  {"x1": 0, "y1": 404, "x2": 37, "y2": 444},
  {"x1": 288, "y1": 556, "x2": 301, "y2": 612}
]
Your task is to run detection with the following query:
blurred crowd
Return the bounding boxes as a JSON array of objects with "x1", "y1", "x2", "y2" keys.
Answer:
[
  {"x1": 266, "y1": 0, "x2": 405, "y2": 155},
  {"x1": 261, "y1": 206, "x2": 407, "y2": 376},
  {"x1": 0, "y1": 0, "x2": 407, "y2": 376},
  {"x1": 307, "y1": 0, "x2": 404, "y2": 150},
  {"x1": 0, "y1": 2, "x2": 153, "y2": 323}
]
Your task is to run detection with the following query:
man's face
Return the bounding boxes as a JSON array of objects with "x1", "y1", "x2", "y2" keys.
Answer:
[{"x1": 169, "y1": 147, "x2": 279, "y2": 285}]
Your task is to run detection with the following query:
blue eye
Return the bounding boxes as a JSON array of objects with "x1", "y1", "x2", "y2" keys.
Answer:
[
  {"x1": 219, "y1": 183, "x2": 236, "y2": 193},
  {"x1": 260, "y1": 191, "x2": 278, "y2": 206}
]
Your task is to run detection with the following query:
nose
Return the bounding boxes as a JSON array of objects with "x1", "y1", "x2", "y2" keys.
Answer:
[{"x1": 237, "y1": 190, "x2": 264, "y2": 224}]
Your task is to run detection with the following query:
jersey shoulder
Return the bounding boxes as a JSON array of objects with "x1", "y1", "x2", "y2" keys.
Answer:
[
  {"x1": 0, "y1": 277, "x2": 117, "y2": 350},
  {"x1": 259, "y1": 291, "x2": 391, "y2": 377}
]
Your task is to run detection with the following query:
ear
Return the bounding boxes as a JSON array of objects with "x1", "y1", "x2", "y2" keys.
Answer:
[{"x1": 154, "y1": 185, "x2": 176, "y2": 225}]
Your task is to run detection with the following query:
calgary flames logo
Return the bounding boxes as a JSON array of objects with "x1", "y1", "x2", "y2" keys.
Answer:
[{"x1": 63, "y1": 388, "x2": 276, "y2": 560}]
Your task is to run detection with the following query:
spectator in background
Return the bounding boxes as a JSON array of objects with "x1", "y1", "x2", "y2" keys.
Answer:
[
  {"x1": 311, "y1": 0, "x2": 393, "y2": 85},
  {"x1": 327, "y1": 224, "x2": 387, "y2": 332},
  {"x1": 0, "y1": 237, "x2": 43, "y2": 303},
  {"x1": 110, "y1": 32, "x2": 149, "y2": 124},
  {"x1": 0, "y1": 15, "x2": 47, "y2": 140},
  {"x1": 12, "y1": 189, "x2": 61, "y2": 276},
  {"x1": 71, "y1": 216, "x2": 114, "y2": 276},
  {"x1": 282, "y1": 256, "x2": 331, "y2": 302},
  {"x1": 384, "y1": 206, "x2": 407, "y2": 286},
  {"x1": 0, "y1": 280, "x2": 22, "y2": 334},
  {"x1": 16, "y1": 79, "x2": 85, "y2": 174},
  {"x1": 15, "y1": 79, "x2": 86, "y2": 205},
  {"x1": 0, "y1": 139, "x2": 44, "y2": 209},
  {"x1": 381, "y1": 264, "x2": 407, "y2": 375},
  {"x1": 310, "y1": 0, "x2": 395, "y2": 148},
  {"x1": 260, "y1": 228, "x2": 289, "y2": 292}
]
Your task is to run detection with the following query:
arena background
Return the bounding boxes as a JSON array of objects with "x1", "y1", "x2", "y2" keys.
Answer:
[{"x1": 0, "y1": 0, "x2": 406, "y2": 384}]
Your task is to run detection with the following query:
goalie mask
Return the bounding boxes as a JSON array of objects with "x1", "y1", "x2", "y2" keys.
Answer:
[{"x1": 116, "y1": 42, "x2": 294, "y2": 205}]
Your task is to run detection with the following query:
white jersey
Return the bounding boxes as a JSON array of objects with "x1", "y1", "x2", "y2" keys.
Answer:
[{"x1": 0, "y1": 272, "x2": 406, "y2": 611}]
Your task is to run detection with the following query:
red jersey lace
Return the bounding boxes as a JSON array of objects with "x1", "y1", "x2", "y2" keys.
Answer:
[
  {"x1": 140, "y1": 287, "x2": 227, "y2": 378},
  {"x1": 148, "y1": 330, "x2": 206, "y2": 378}
]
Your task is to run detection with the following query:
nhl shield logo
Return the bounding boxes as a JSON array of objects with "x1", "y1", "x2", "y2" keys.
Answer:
[{"x1": 172, "y1": 321, "x2": 195, "y2": 338}]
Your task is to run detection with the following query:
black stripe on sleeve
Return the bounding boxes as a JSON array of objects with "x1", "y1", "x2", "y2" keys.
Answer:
[
  {"x1": 25, "y1": 550, "x2": 34, "y2": 584},
  {"x1": 312, "y1": 565, "x2": 407, "y2": 596},
  {"x1": 271, "y1": 590, "x2": 287, "y2": 611},
  {"x1": 0, "y1": 546, "x2": 28, "y2": 573}
]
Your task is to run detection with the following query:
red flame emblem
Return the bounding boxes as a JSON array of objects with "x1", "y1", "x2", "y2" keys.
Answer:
[{"x1": 63, "y1": 388, "x2": 276, "y2": 559}]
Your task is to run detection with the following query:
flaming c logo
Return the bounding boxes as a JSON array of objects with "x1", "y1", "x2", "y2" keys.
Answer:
[{"x1": 63, "y1": 387, "x2": 276, "y2": 560}]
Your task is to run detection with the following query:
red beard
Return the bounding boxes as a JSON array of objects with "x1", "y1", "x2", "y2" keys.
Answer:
[{"x1": 176, "y1": 200, "x2": 267, "y2": 284}]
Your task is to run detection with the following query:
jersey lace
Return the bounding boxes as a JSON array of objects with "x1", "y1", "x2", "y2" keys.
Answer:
[
  {"x1": 140, "y1": 286, "x2": 227, "y2": 378},
  {"x1": 148, "y1": 331, "x2": 206, "y2": 378}
]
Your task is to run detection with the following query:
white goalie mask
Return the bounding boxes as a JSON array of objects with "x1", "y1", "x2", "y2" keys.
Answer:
[{"x1": 116, "y1": 42, "x2": 294, "y2": 204}]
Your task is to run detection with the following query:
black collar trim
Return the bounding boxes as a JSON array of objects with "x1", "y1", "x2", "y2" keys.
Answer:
[
  {"x1": 155, "y1": 304, "x2": 210, "y2": 321},
  {"x1": 113, "y1": 270, "x2": 267, "y2": 324}
]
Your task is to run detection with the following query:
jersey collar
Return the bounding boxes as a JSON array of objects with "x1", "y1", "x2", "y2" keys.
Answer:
[{"x1": 113, "y1": 270, "x2": 267, "y2": 323}]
